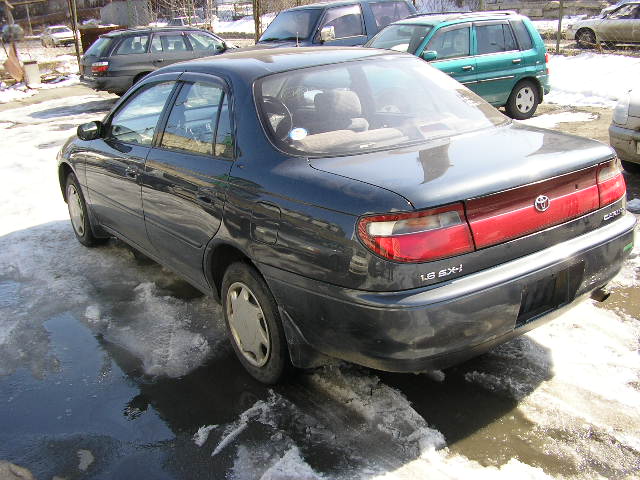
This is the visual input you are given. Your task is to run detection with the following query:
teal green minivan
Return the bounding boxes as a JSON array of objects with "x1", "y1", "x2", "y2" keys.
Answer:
[{"x1": 365, "y1": 11, "x2": 550, "y2": 119}]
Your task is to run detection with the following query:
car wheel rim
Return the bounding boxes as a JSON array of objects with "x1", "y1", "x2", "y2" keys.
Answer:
[
  {"x1": 226, "y1": 282, "x2": 271, "y2": 367},
  {"x1": 515, "y1": 87, "x2": 535, "y2": 113},
  {"x1": 66, "y1": 184, "x2": 85, "y2": 237}
]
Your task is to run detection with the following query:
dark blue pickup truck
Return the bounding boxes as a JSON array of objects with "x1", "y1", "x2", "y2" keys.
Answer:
[{"x1": 257, "y1": 0, "x2": 416, "y2": 47}]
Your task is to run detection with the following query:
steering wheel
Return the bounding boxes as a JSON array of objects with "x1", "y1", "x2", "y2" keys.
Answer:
[{"x1": 262, "y1": 96, "x2": 293, "y2": 141}]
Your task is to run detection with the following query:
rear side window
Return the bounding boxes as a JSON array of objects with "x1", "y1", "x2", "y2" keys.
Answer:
[
  {"x1": 426, "y1": 26, "x2": 470, "y2": 60},
  {"x1": 370, "y1": 1, "x2": 412, "y2": 29},
  {"x1": 115, "y1": 35, "x2": 149, "y2": 55},
  {"x1": 510, "y1": 20, "x2": 533, "y2": 50},
  {"x1": 475, "y1": 23, "x2": 517, "y2": 55},
  {"x1": 320, "y1": 5, "x2": 364, "y2": 39},
  {"x1": 109, "y1": 82, "x2": 175, "y2": 145},
  {"x1": 85, "y1": 37, "x2": 112, "y2": 57}
]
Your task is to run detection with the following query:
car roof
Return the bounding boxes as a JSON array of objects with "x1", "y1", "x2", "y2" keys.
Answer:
[
  {"x1": 287, "y1": 0, "x2": 404, "y2": 11},
  {"x1": 102, "y1": 26, "x2": 205, "y2": 37},
  {"x1": 392, "y1": 10, "x2": 521, "y2": 27},
  {"x1": 158, "y1": 46, "x2": 402, "y2": 81}
]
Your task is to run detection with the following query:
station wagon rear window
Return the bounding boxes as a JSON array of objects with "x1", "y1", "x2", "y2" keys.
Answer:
[{"x1": 255, "y1": 56, "x2": 507, "y2": 156}]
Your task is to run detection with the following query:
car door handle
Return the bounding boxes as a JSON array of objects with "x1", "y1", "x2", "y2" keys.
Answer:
[
  {"x1": 512, "y1": 58, "x2": 522, "y2": 64},
  {"x1": 125, "y1": 166, "x2": 138, "y2": 179},
  {"x1": 461, "y1": 65, "x2": 474, "y2": 71}
]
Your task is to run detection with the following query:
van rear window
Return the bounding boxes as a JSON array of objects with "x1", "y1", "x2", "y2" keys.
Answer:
[{"x1": 84, "y1": 37, "x2": 112, "y2": 57}]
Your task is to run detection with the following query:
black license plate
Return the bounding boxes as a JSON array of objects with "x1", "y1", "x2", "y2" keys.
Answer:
[{"x1": 516, "y1": 269, "x2": 570, "y2": 328}]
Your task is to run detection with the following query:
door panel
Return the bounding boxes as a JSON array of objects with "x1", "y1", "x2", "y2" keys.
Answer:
[
  {"x1": 422, "y1": 24, "x2": 477, "y2": 88},
  {"x1": 142, "y1": 78, "x2": 234, "y2": 284},
  {"x1": 85, "y1": 80, "x2": 177, "y2": 250},
  {"x1": 472, "y1": 22, "x2": 522, "y2": 106},
  {"x1": 149, "y1": 33, "x2": 194, "y2": 69}
]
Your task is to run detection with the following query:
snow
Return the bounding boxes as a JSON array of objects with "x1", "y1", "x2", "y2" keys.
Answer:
[
  {"x1": 215, "y1": 13, "x2": 276, "y2": 34},
  {"x1": 520, "y1": 111, "x2": 596, "y2": 128},
  {"x1": 531, "y1": 15, "x2": 587, "y2": 34},
  {"x1": 193, "y1": 424, "x2": 217, "y2": 447},
  {"x1": 546, "y1": 53, "x2": 640, "y2": 108}
]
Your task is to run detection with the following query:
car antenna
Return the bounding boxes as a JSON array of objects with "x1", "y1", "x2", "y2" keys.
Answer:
[{"x1": 296, "y1": 31, "x2": 299, "y2": 47}]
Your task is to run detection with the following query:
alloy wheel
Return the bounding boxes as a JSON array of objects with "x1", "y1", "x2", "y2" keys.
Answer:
[{"x1": 66, "y1": 183, "x2": 85, "y2": 237}]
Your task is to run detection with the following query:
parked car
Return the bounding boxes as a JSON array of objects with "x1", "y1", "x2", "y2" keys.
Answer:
[
  {"x1": 1, "y1": 24, "x2": 24, "y2": 42},
  {"x1": 80, "y1": 26, "x2": 233, "y2": 95},
  {"x1": 257, "y1": 0, "x2": 416, "y2": 47},
  {"x1": 566, "y1": 1, "x2": 640, "y2": 48},
  {"x1": 610, "y1": 89, "x2": 640, "y2": 170},
  {"x1": 365, "y1": 11, "x2": 549, "y2": 119},
  {"x1": 59, "y1": 47, "x2": 634, "y2": 384},
  {"x1": 41, "y1": 25, "x2": 75, "y2": 47}
]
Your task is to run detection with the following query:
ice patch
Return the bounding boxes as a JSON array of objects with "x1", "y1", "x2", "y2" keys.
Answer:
[
  {"x1": 520, "y1": 111, "x2": 596, "y2": 129},
  {"x1": 259, "y1": 446, "x2": 324, "y2": 480},
  {"x1": 193, "y1": 424, "x2": 217, "y2": 447}
]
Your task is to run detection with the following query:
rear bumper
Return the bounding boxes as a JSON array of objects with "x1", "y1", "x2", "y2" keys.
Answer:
[
  {"x1": 80, "y1": 74, "x2": 133, "y2": 94},
  {"x1": 610, "y1": 123, "x2": 640, "y2": 164},
  {"x1": 263, "y1": 213, "x2": 636, "y2": 372}
]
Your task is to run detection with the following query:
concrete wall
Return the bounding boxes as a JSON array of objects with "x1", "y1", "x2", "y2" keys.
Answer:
[{"x1": 100, "y1": 0, "x2": 151, "y2": 27}]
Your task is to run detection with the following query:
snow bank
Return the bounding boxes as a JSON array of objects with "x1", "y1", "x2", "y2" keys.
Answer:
[
  {"x1": 215, "y1": 13, "x2": 275, "y2": 34},
  {"x1": 546, "y1": 53, "x2": 640, "y2": 108}
]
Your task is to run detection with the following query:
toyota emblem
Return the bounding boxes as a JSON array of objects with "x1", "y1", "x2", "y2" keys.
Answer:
[{"x1": 534, "y1": 195, "x2": 550, "y2": 212}]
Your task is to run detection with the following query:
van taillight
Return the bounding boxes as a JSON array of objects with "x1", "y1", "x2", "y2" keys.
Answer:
[
  {"x1": 91, "y1": 61, "x2": 109, "y2": 73},
  {"x1": 357, "y1": 203, "x2": 474, "y2": 262},
  {"x1": 597, "y1": 158, "x2": 626, "y2": 206},
  {"x1": 545, "y1": 52, "x2": 549, "y2": 74}
]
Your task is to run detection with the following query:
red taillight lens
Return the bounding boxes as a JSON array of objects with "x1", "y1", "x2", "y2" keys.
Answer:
[
  {"x1": 545, "y1": 52, "x2": 549, "y2": 74},
  {"x1": 357, "y1": 203, "x2": 474, "y2": 262},
  {"x1": 597, "y1": 158, "x2": 626, "y2": 206},
  {"x1": 91, "y1": 61, "x2": 109, "y2": 73}
]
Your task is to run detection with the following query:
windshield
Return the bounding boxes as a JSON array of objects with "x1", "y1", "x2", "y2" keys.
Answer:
[
  {"x1": 84, "y1": 37, "x2": 112, "y2": 57},
  {"x1": 259, "y1": 9, "x2": 322, "y2": 41},
  {"x1": 255, "y1": 56, "x2": 507, "y2": 157},
  {"x1": 51, "y1": 27, "x2": 71, "y2": 34},
  {"x1": 366, "y1": 24, "x2": 433, "y2": 53}
]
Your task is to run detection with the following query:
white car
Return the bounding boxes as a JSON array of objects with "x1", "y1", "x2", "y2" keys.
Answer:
[
  {"x1": 610, "y1": 90, "x2": 640, "y2": 170},
  {"x1": 41, "y1": 25, "x2": 75, "y2": 47},
  {"x1": 565, "y1": 1, "x2": 640, "y2": 48}
]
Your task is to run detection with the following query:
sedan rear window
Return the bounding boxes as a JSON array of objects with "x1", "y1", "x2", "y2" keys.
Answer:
[{"x1": 256, "y1": 56, "x2": 507, "y2": 157}]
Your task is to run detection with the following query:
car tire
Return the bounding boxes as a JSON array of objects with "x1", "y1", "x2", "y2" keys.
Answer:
[
  {"x1": 65, "y1": 173, "x2": 106, "y2": 247},
  {"x1": 221, "y1": 261, "x2": 292, "y2": 384},
  {"x1": 576, "y1": 29, "x2": 596, "y2": 49},
  {"x1": 505, "y1": 80, "x2": 539, "y2": 120}
]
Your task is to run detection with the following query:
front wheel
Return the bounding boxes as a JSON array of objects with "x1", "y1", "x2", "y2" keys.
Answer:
[
  {"x1": 65, "y1": 173, "x2": 106, "y2": 247},
  {"x1": 505, "y1": 80, "x2": 539, "y2": 120},
  {"x1": 221, "y1": 262, "x2": 291, "y2": 384}
]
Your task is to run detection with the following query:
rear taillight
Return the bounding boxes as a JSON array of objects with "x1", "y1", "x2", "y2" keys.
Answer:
[
  {"x1": 597, "y1": 158, "x2": 626, "y2": 206},
  {"x1": 545, "y1": 52, "x2": 549, "y2": 75},
  {"x1": 91, "y1": 61, "x2": 109, "y2": 73},
  {"x1": 357, "y1": 203, "x2": 474, "y2": 262}
]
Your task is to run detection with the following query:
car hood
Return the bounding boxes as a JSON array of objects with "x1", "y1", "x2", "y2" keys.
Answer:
[
  {"x1": 629, "y1": 89, "x2": 640, "y2": 117},
  {"x1": 571, "y1": 17, "x2": 604, "y2": 28},
  {"x1": 309, "y1": 122, "x2": 614, "y2": 210}
]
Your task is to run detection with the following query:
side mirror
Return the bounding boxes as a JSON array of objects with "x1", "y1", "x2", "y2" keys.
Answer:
[
  {"x1": 320, "y1": 26, "x2": 336, "y2": 43},
  {"x1": 421, "y1": 50, "x2": 438, "y2": 61},
  {"x1": 77, "y1": 121, "x2": 103, "y2": 141}
]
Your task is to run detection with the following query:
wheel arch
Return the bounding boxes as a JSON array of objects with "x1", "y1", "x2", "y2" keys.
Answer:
[
  {"x1": 513, "y1": 76, "x2": 544, "y2": 102},
  {"x1": 58, "y1": 161, "x2": 74, "y2": 202},
  {"x1": 205, "y1": 242, "x2": 257, "y2": 300}
]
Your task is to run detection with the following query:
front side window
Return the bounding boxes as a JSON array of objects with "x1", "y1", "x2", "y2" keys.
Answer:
[
  {"x1": 114, "y1": 34, "x2": 149, "y2": 55},
  {"x1": 259, "y1": 9, "x2": 322, "y2": 41},
  {"x1": 426, "y1": 26, "x2": 470, "y2": 60},
  {"x1": 370, "y1": 1, "x2": 412, "y2": 29},
  {"x1": 160, "y1": 82, "x2": 232, "y2": 157},
  {"x1": 256, "y1": 56, "x2": 506, "y2": 156},
  {"x1": 367, "y1": 24, "x2": 433, "y2": 53},
  {"x1": 108, "y1": 82, "x2": 174, "y2": 145},
  {"x1": 475, "y1": 23, "x2": 517, "y2": 55},
  {"x1": 187, "y1": 32, "x2": 224, "y2": 52},
  {"x1": 319, "y1": 5, "x2": 364, "y2": 39}
]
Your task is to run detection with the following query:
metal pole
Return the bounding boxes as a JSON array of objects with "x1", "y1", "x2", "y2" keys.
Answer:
[
  {"x1": 69, "y1": 0, "x2": 82, "y2": 68},
  {"x1": 555, "y1": 0, "x2": 563, "y2": 54},
  {"x1": 25, "y1": 3, "x2": 32, "y2": 36}
]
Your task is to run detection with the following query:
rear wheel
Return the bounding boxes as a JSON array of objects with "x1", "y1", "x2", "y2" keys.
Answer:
[
  {"x1": 576, "y1": 29, "x2": 596, "y2": 49},
  {"x1": 221, "y1": 262, "x2": 291, "y2": 384},
  {"x1": 65, "y1": 173, "x2": 106, "y2": 247},
  {"x1": 505, "y1": 80, "x2": 539, "y2": 120}
]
